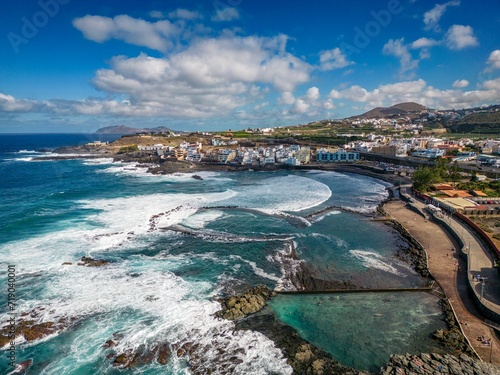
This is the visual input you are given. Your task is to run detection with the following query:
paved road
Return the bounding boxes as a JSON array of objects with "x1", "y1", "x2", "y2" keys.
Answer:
[{"x1": 384, "y1": 201, "x2": 500, "y2": 365}]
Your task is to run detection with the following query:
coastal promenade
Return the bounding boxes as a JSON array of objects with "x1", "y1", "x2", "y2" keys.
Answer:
[{"x1": 384, "y1": 200, "x2": 500, "y2": 365}]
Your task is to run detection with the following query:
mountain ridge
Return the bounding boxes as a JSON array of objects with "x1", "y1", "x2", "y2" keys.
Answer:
[
  {"x1": 351, "y1": 102, "x2": 428, "y2": 119},
  {"x1": 94, "y1": 125, "x2": 174, "y2": 134}
]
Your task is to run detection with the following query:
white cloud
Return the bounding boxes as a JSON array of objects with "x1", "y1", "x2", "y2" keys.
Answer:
[
  {"x1": 149, "y1": 10, "x2": 164, "y2": 19},
  {"x1": 382, "y1": 38, "x2": 419, "y2": 77},
  {"x1": 452, "y1": 79, "x2": 469, "y2": 88},
  {"x1": 485, "y1": 50, "x2": 500, "y2": 71},
  {"x1": 411, "y1": 37, "x2": 440, "y2": 49},
  {"x1": 290, "y1": 99, "x2": 309, "y2": 114},
  {"x1": 168, "y1": 9, "x2": 201, "y2": 20},
  {"x1": 73, "y1": 15, "x2": 180, "y2": 52},
  {"x1": 286, "y1": 86, "x2": 322, "y2": 116},
  {"x1": 323, "y1": 99, "x2": 336, "y2": 110},
  {"x1": 379, "y1": 79, "x2": 427, "y2": 95},
  {"x1": 338, "y1": 85, "x2": 384, "y2": 107},
  {"x1": 211, "y1": 7, "x2": 240, "y2": 22},
  {"x1": 304, "y1": 87, "x2": 320, "y2": 102},
  {"x1": 0, "y1": 33, "x2": 315, "y2": 121},
  {"x1": 328, "y1": 89, "x2": 342, "y2": 99},
  {"x1": 482, "y1": 77, "x2": 500, "y2": 91},
  {"x1": 445, "y1": 25, "x2": 478, "y2": 50},
  {"x1": 279, "y1": 91, "x2": 295, "y2": 105},
  {"x1": 328, "y1": 78, "x2": 500, "y2": 110},
  {"x1": 0, "y1": 93, "x2": 35, "y2": 112},
  {"x1": 82, "y1": 36, "x2": 311, "y2": 118},
  {"x1": 319, "y1": 48, "x2": 354, "y2": 70},
  {"x1": 423, "y1": 0, "x2": 460, "y2": 32}
]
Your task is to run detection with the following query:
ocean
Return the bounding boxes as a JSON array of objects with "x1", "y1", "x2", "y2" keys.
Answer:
[{"x1": 0, "y1": 134, "x2": 446, "y2": 374}]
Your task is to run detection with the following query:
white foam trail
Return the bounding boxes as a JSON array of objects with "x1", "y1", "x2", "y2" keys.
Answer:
[
  {"x1": 5, "y1": 157, "x2": 33, "y2": 162},
  {"x1": 349, "y1": 250, "x2": 406, "y2": 277},
  {"x1": 309, "y1": 232, "x2": 349, "y2": 249},
  {"x1": 268, "y1": 241, "x2": 302, "y2": 291},
  {"x1": 230, "y1": 255, "x2": 280, "y2": 282},
  {"x1": 218, "y1": 175, "x2": 332, "y2": 213},
  {"x1": 17, "y1": 149, "x2": 37, "y2": 153},
  {"x1": 309, "y1": 209, "x2": 342, "y2": 223},
  {"x1": 81, "y1": 158, "x2": 114, "y2": 165},
  {"x1": 77, "y1": 190, "x2": 238, "y2": 250},
  {"x1": 181, "y1": 210, "x2": 226, "y2": 229}
]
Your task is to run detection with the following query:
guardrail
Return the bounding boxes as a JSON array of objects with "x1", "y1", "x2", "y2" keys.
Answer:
[
  {"x1": 431, "y1": 213, "x2": 500, "y2": 324},
  {"x1": 454, "y1": 212, "x2": 500, "y2": 259}
]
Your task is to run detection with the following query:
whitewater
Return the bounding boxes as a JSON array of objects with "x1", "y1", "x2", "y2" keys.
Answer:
[{"x1": 0, "y1": 135, "x2": 446, "y2": 374}]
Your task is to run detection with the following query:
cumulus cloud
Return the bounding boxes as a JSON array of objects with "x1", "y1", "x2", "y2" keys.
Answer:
[
  {"x1": 290, "y1": 99, "x2": 310, "y2": 114},
  {"x1": 411, "y1": 37, "x2": 440, "y2": 49},
  {"x1": 485, "y1": 50, "x2": 500, "y2": 72},
  {"x1": 327, "y1": 78, "x2": 500, "y2": 110},
  {"x1": 279, "y1": 91, "x2": 295, "y2": 105},
  {"x1": 382, "y1": 38, "x2": 419, "y2": 77},
  {"x1": 445, "y1": 25, "x2": 479, "y2": 50},
  {"x1": 168, "y1": 9, "x2": 201, "y2": 20},
  {"x1": 323, "y1": 99, "x2": 335, "y2": 110},
  {"x1": 423, "y1": 0, "x2": 460, "y2": 32},
  {"x1": 319, "y1": 48, "x2": 354, "y2": 70},
  {"x1": 304, "y1": 87, "x2": 320, "y2": 102},
  {"x1": 452, "y1": 79, "x2": 469, "y2": 88},
  {"x1": 0, "y1": 33, "x2": 315, "y2": 121},
  {"x1": 5, "y1": 36, "x2": 309, "y2": 120},
  {"x1": 0, "y1": 93, "x2": 35, "y2": 112},
  {"x1": 73, "y1": 15, "x2": 180, "y2": 52},
  {"x1": 149, "y1": 10, "x2": 164, "y2": 19},
  {"x1": 212, "y1": 7, "x2": 240, "y2": 22}
]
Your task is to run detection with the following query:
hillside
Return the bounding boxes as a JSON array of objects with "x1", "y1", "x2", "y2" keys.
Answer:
[
  {"x1": 450, "y1": 107, "x2": 500, "y2": 134},
  {"x1": 95, "y1": 125, "x2": 173, "y2": 134},
  {"x1": 353, "y1": 102, "x2": 427, "y2": 119}
]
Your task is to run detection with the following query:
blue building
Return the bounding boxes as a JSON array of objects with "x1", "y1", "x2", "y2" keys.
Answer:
[{"x1": 316, "y1": 149, "x2": 360, "y2": 162}]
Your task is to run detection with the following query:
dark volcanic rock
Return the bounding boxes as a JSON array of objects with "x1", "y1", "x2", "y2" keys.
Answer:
[
  {"x1": 107, "y1": 341, "x2": 172, "y2": 369},
  {"x1": 0, "y1": 308, "x2": 75, "y2": 347},
  {"x1": 291, "y1": 263, "x2": 360, "y2": 291},
  {"x1": 380, "y1": 353, "x2": 499, "y2": 375},
  {"x1": 77, "y1": 256, "x2": 110, "y2": 267},
  {"x1": 432, "y1": 299, "x2": 474, "y2": 355},
  {"x1": 10, "y1": 359, "x2": 33, "y2": 374},
  {"x1": 216, "y1": 285, "x2": 276, "y2": 320},
  {"x1": 385, "y1": 219, "x2": 430, "y2": 277},
  {"x1": 237, "y1": 312, "x2": 367, "y2": 375}
]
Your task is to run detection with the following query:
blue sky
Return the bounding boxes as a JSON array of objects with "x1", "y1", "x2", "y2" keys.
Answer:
[{"x1": 1, "y1": 0, "x2": 499, "y2": 133}]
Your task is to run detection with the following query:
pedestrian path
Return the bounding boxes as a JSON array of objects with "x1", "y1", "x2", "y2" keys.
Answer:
[{"x1": 384, "y1": 201, "x2": 500, "y2": 365}]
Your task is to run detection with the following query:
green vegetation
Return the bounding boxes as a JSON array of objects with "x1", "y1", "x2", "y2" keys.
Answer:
[
  {"x1": 117, "y1": 145, "x2": 139, "y2": 154},
  {"x1": 456, "y1": 180, "x2": 500, "y2": 197},
  {"x1": 412, "y1": 158, "x2": 459, "y2": 192}
]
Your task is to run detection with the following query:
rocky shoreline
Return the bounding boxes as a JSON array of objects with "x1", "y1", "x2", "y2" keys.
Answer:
[
  {"x1": 34, "y1": 145, "x2": 411, "y2": 187},
  {"x1": 215, "y1": 285, "x2": 498, "y2": 375},
  {"x1": 19, "y1": 147, "x2": 499, "y2": 373}
]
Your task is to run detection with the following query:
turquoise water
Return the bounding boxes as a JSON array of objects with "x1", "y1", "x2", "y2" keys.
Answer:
[
  {"x1": 269, "y1": 292, "x2": 446, "y2": 372},
  {"x1": 0, "y1": 135, "x2": 443, "y2": 374}
]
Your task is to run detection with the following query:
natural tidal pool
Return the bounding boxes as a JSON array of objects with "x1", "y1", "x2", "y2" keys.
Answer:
[{"x1": 269, "y1": 292, "x2": 447, "y2": 372}]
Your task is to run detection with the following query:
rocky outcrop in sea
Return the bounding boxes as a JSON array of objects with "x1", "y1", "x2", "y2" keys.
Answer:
[{"x1": 216, "y1": 285, "x2": 275, "y2": 320}]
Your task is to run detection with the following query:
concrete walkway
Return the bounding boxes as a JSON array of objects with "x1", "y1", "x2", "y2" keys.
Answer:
[
  {"x1": 384, "y1": 201, "x2": 500, "y2": 365},
  {"x1": 440, "y1": 212, "x2": 500, "y2": 314}
]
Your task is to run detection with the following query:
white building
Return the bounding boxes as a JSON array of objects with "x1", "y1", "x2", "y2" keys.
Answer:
[{"x1": 411, "y1": 148, "x2": 445, "y2": 158}]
